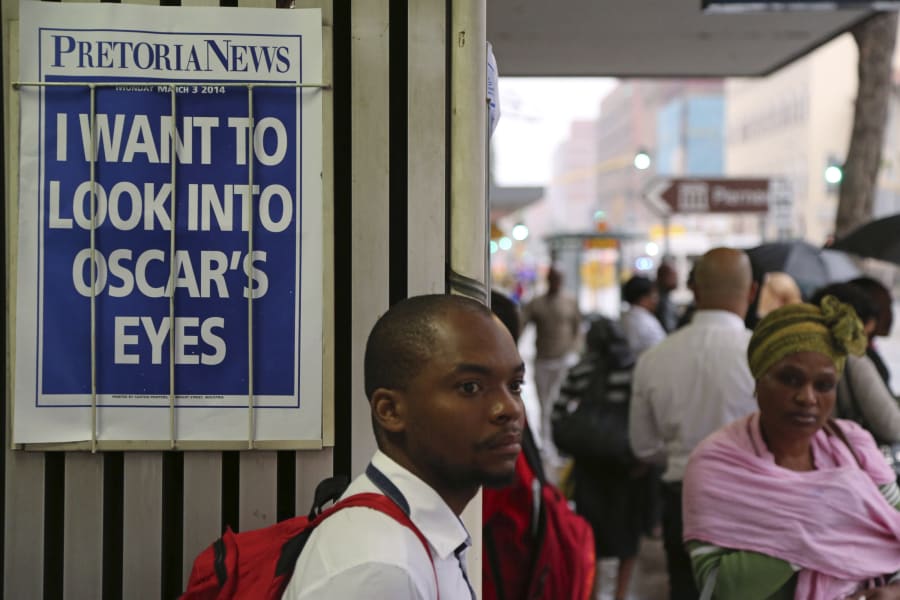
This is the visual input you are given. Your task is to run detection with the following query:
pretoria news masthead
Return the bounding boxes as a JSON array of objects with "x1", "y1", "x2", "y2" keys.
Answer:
[{"x1": 43, "y1": 32, "x2": 297, "y2": 79}]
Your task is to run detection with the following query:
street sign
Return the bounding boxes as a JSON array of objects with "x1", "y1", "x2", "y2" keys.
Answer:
[{"x1": 644, "y1": 178, "x2": 771, "y2": 215}]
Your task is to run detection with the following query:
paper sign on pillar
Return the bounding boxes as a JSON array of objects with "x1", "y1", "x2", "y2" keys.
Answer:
[{"x1": 13, "y1": 0, "x2": 324, "y2": 446}]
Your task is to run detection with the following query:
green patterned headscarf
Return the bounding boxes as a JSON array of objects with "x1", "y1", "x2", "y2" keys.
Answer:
[{"x1": 747, "y1": 295, "x2": 867, "y2": 380}]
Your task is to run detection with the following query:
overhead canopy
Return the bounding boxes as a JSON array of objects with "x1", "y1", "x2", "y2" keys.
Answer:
[
  {"x1": 489, "y1": 184, "x2": 544, "y2": 219},
  {"x1": 487, "y1": 0, "x2": 872, "y2": 77}
]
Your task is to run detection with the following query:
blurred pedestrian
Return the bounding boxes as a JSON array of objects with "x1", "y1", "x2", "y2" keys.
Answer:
[
  {"x1": 629, "y1": 248, "x2": 758, "y2": 600},
  {"x1": 484, "y1": 290, "x2": 597, "y2": 600},
  {"x1": 675, "y1": 265, "x2": 698, "y2": 330},
  {"x1": 562, "y1": 317, "x2": 647, "y2": 600},
  {"x1": 522, "y1": 266, "x2": 582, "y2": 465},
  {"x1": 756, "y1": 271, "x2": 803, "y2": 319},
  {"x1": 655, "y1": 261, "x2": 679, "y2": 333},
  {"x1": 811, "y1": 283, "x2": 900, "y2": 447},
  {"x1": 621, "y1": 275, "x2": 666, "y2": 356},
  {"x1": 851, "y1": 276, "x2": 895, "y2": 387}
]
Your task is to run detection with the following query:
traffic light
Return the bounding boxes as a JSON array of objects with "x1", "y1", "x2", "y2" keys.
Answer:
[
  {"x1": 824, "y1": 156, "x2": 843, "y2": 192},
  {"x1": 633, "y1": 149, "x2": 652, "y2": 171}
]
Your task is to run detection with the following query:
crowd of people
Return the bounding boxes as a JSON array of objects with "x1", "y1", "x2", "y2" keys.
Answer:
[
  {"x1": 519, "y1": 248, "x2": 900, "y2": 599},
  {"x1": 187, "y1": 248, "x2": 900, "y2": 600}
]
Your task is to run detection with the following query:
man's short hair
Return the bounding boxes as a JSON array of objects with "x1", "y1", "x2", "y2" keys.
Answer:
[
  {"x1": 490, "y1": 290, "x2": 521, "y2": 342},
  {"x1": 622, "y1": 275, "x2": 654, "y2": 305},
  {"x1": 363, "y1": 294, "x2": 493, "y2": 399}
]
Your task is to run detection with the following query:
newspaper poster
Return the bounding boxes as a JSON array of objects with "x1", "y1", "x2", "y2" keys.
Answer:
[{"x1": 14, "y1": 0, "x2": 324, "y2": 445}]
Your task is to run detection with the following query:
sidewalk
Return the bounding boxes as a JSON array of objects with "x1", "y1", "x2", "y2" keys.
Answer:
[{"x1": 595, "y1": 537, "x2": 668, "y2": 600}]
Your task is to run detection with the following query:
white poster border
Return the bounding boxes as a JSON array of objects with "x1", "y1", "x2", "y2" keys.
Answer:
[{"x1": 13, "y1": 1, "x2": 324, "y2": 447}]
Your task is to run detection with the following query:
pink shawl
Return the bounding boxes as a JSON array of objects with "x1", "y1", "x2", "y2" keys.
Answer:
[{"x1": 683, "y1": 414, "x2": 900, "y2": 599}]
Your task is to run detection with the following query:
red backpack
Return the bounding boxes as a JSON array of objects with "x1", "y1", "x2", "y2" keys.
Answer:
[
  {"x1": 181, "y1": 476, "x2": 435, "y2": 600},
  {"x1": 483, "y1": 424, "x2": 596, "y2": 600}
]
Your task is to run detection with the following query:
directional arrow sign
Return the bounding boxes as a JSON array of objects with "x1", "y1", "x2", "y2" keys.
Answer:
[
  {"x1": 644, "y1": 178, "x2": 770, "y2": 215},
  {"x1": 643, "y1": 178, "x2": 673, "y2": 216}
]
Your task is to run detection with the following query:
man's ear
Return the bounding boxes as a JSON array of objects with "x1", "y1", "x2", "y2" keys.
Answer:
[
  {"x1": 371, "y1": 388, "x2": 407, "y2": 434},
  {"x1": 748, "y1": 280, "x2": 760, "y2": 304}
]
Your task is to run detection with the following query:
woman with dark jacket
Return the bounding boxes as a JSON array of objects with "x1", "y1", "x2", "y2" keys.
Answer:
[
  {"x1": 558, "y1": 317, "x2": 654, "y2": 600},
  {"x1": 811, "y1": 283, "x2": 900, "y2": 446}
]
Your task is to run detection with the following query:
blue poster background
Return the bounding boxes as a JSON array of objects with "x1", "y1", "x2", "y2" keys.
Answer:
[{"x1": 39, "y1": 78, "x2": 300, "y2": 402}]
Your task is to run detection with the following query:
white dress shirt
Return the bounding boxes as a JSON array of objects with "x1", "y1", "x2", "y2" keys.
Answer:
[
  {"x1": 628, "y1": 310, "x2": 756, "y2": 482},
  {"x1": 620, "y1": 305, "x2": 667, "y2": 356},
  {"x1": 282, "y1": 450, "x2": 474, "y2": 600}
]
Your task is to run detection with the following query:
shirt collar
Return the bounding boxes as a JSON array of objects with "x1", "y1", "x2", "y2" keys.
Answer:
[
  {"x1": 371, "y1": 450, "x2": 471, "y2": 560},
  {"x1": 690, "y1": 309, "x2": 747, "y2": 329},
  {"x1": 628, "y1": 305, "x2": 657, "y2": 320}
]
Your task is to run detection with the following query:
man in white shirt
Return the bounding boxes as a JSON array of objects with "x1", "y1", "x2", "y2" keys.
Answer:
[
  {"x1": 620, "y1": 275, "x2": 667, "y2": 356},
  {"x1": 283, "y1": 294, "x2": 526, "y2": 599},
  {"x1": 628, "y1": 248, "x2": 757, "y2": 600}
]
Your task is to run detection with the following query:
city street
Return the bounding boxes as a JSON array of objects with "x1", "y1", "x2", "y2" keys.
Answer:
[{"x1": 5, "y1": 1, "x2": 900, "y2": 595}]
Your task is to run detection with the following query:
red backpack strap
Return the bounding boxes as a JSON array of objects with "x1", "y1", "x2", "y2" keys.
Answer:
[{"x1": 317, "y1": 492, "x2": 440, "y2": 599}]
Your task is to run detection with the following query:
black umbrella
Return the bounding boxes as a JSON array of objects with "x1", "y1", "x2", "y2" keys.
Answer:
[
  {"x1": 830, "y1": 214, "x2": 900, "y2": 265},
  {"x1": 745, "y1": 240, "x2": 860, "y2": 299}
]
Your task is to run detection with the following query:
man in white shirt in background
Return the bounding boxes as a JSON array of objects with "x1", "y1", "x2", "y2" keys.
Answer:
[
  {"x1": 522, "y1": 267, "x2": 582, "y2": 464},
  {"x1": 621, "y1": 275, "x2": 667, "y2": 357},
  {"x1": 628, "y1": 248, "x2": 758, "y2": 600},
  {"x1": 283, "y1": 295, "x2": 526, "y2": 599}
]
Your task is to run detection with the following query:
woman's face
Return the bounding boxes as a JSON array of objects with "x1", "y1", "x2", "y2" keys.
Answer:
[{"x1": 756, "y1": 351, "x2": 838, "y2": 443}]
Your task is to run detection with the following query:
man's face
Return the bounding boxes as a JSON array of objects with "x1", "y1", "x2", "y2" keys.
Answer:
[
  {"x1": 398, "y1": 310, "x2": 526, "y2": 495},
  {"x1": 657, "y1": 265, "x2": 677, "y2": 292}
]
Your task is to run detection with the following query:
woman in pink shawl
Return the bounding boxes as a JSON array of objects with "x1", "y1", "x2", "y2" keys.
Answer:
[{"x1": 682, "y1": 296, "x2": 900, "y2": 600}]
